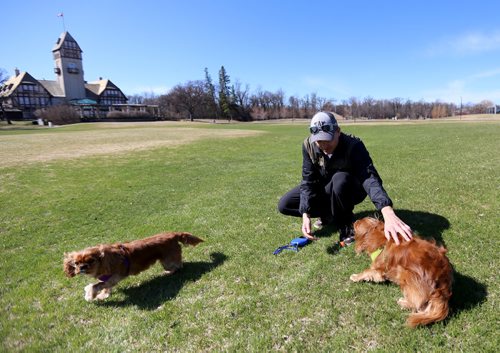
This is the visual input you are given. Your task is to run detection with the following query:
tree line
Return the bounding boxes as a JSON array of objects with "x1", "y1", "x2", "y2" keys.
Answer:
[
  {"x1": 1, "y1": 65, "x2": 494, "y2": 122},
  {"x1": 129, "y1": 66, "x2": 495, "y2": 121}
]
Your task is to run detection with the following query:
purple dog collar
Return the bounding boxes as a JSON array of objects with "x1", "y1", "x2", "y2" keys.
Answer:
[{"x1": 98, "y1": 274, "x2": 112, "y2": 282}]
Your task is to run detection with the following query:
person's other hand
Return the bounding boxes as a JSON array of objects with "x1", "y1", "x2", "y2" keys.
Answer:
[{"x1": 301, "y1": 214, "x2": 317, "y2": 240}]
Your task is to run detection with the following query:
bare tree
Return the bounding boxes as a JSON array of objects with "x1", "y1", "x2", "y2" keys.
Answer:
[
  {"x1": 470, "y1": 100, "x2": 494, "y2": 114},
  {"x1": 0, "y1": 68, "x2": 11, "y2": 124},
  {"x1": 165, "y1": 80, "x2": 208, "y2": 121},
  {"x1": 127, "y1": 94, "x2": 144, "y2": 104},
  {"x1": 233, "y1": 80, "x2": 251, "y2": 111}
]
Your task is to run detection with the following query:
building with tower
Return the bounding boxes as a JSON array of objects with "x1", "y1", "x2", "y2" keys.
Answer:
[{"x1": 0, "y1": 32, "x2": 135, "y2": 120}]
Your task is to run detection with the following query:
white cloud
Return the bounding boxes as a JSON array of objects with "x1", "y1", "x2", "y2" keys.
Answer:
[
  {"x1": 422, "y1": 78, "x2": 500, "y2": 105},
  {"x1": 426, "y1": 30, "x2": 500, "y2": 56},
  {"x1": 453, "y1": 32, "x2": 500, "y2": 53},
  {"x1": 469, "y1": 68, "x2": 500, "y2": 79},
  {"x1": 420, "y1": 66, "x2": 500, "y2": 104}
]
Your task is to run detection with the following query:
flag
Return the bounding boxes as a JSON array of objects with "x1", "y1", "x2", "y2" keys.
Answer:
[{"x1": 57, "y1": 12, "x2": 64, "y2": 17}]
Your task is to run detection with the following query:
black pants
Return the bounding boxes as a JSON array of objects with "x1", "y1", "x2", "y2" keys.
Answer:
[{"x1": 278, "y1": 172, "x2": 367, "y2": 227}]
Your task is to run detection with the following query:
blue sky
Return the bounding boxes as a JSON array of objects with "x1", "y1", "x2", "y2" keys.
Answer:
[{"x1": 2, "y1": 0, "x2": 499, "y2": 105}]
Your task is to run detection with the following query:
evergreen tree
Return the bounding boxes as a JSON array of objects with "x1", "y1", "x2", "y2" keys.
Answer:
[
  {"x1": 204, "y1": 67, "x2": 218, "y2": 119},
  {"x1": 218, "y1": 66, "x2": 232, "y2": 121}
]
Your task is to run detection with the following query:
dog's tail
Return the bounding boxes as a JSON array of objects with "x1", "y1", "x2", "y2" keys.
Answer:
[
  {"x1": 406, "y1": 295, "x2": 449, "y2": 327},
  {"x1": 175, "y1": 232, "x2": 204, "y2": 246}
]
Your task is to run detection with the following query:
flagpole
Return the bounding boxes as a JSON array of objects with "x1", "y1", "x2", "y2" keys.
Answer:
[{"x1": 58, "y1": 12, "x2": 66, "y2": 32}]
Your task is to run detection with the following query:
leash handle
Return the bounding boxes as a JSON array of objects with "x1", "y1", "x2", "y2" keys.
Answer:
[
  {"x1": 273, "y1": 237, "x2": 310, "y2": 255},
  {"x1": 273, "y1": 244, "x2": 299, "y2": 255}
]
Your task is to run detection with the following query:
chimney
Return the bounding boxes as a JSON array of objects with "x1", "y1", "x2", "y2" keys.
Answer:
[{"x1": 14, "y1": 68, "x2": 20, "y2": 77}]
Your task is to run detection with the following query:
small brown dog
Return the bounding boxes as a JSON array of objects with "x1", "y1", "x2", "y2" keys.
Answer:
[
  {"x1": 63, "y1": 232, "x2": 203, "y2": 301},
  {"x1": 350, "y1": 217, "x2": 453, "y2": 327}
]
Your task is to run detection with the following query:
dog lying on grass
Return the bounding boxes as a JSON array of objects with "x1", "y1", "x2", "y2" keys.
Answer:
[
  {"x1": 350, "y1": 217, "x2": 453, "y2": 327},
  {"x1": 63, "y1": 232, "x2": 203, "y2": 301}
]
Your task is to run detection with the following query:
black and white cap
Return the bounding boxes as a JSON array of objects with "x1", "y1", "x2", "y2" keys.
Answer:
[{"x1": 309, "y1": 111, "x2": 338, "y2": 143}]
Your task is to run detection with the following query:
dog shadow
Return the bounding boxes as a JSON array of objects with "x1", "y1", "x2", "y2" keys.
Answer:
[
  {"x1": 448, "y1": 271, "x2": 488, "y2": 320},
  {"x1": 98, "y1": 252, "x2": 227, "y2": 310}
]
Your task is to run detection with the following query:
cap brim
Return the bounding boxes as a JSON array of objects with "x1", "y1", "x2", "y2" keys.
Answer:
[{"x1": 310, "y1": 131, "x2": 334, "y2": 143}]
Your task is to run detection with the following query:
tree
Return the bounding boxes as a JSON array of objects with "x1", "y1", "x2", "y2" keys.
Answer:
[
  {"x1": 204, "y1": 67, "x2": 218, "y2": 119},
  {"x1": 0, "y1": 68, "x2": 11, "y2": 124},
  {"x1": 233, "y1": 80, "x2": 251, "y2": 111},
  {"x1": 470, "y1": 100, "x2": 494, "y2": 114},
  {"x1": 288, "y1": 96, "x2": 300, "y2": 119},
  {"x1": 0, "y1": 68, "x2": 7, "y2": 84},
  {"x1": 166, "y1": 80, "x2": 208, "y2": 121},
  {"x1": 218, "y1": 66, "x2": 232, "y2": 121},
  {"x1": 127, "y1": 94, "x2": 144, "y2": 104},
  {"x1": 391, "y1": 97, "x2": 403, "y2": 119},
  {"x1": 348, "y1": 97, "x2": 359, "y2": 120}
]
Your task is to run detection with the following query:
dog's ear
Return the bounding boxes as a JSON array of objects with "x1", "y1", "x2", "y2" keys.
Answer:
[
  {"x1": 63, "y1": 253, "x2": 76, "y2": 278},
  {"x1": 354, "y1": 217, "x2": 378, "y2": 236},
  {"x1": 353, "y1": 217, "x2": 377, "y2": 238},
  {"x1": 354, "y1": 217, "x2": 385, "y2": 254}
]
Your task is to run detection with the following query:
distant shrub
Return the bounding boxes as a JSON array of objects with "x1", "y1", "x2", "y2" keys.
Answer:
[{"x1": 34, "y1": 105, "x2": 80, "y2": 125}]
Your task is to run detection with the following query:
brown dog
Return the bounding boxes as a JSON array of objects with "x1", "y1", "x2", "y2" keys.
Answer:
[
  {"x1": 63, "y1": 232, "x2": 203, "y2": 301},
  {"x1": 350, "y1": 217, "x2": 453, "y2": 327}
]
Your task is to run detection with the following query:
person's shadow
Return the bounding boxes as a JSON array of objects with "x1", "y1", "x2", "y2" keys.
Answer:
[
  {"x1": 323, "y1": 209, "x2": 487, "y2": 322},
  {"x1": 97, "y1": 252, "x2": 227, "y2": 310}
]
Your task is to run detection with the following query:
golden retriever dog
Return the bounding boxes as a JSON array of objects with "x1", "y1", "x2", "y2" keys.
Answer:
[
  {"x1": 349, "y1": 217, "x2": 453, "y2": 327},
  {"x1": 63, "y1": 232, "x2": 203, "y2": 301}
]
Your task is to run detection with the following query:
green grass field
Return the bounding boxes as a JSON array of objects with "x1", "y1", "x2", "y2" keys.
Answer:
[{"x1": 0, "y1": 121, "x2": 498, "y2": 352}]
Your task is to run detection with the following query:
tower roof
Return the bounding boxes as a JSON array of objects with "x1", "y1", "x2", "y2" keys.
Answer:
[{"x1": 52, "y1": 31, "x2": 82, "y2": 53}]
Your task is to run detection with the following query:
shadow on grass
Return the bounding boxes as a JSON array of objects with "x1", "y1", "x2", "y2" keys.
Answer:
[
  {"x1": 354, "y1": 209, "x2": 451, "y2": 244},
  {"x1": 324, "y1": 209, "x2": 450, "y2": 254},
  {"x1": 98, "y1": 252, "x2": 227, "y2": 310},
  {"x1": 448, "y1": 271, "x2": 488, "y2": 320}
]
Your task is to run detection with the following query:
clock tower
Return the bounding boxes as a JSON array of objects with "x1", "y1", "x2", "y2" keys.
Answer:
[{"x1": 52, "y1": 32, "x2": 86, "y2": 100}]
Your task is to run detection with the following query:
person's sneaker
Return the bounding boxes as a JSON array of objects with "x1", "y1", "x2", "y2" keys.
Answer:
[{"x1": 339, "y1": 224, "x2": 355, "y2": 246}]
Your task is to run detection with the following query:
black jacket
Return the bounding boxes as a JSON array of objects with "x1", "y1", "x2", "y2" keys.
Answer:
[{"x1": 299, "y1": 133, "x2": 393, "y2": 214}]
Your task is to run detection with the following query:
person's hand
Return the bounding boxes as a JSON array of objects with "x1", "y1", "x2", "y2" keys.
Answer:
[
  {"x1": 381, "y1": 206, "x2": 413, "y2": 245},
  {"x1": 301, "y1": 213, "x2": 317, "y2": 240}
]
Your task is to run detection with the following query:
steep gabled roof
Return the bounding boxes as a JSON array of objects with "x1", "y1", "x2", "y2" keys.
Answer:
[
  {"x1": 85, "y1": 79, "x2": 127, "y2": 99},
  {"x1": 85, "y1": 79, "x2": 108, "y2": 95},
  {"x1": 52, "y1": 31, "x2": 82, "y2": 53},
  {"x1": 0, "y1": 71, "x2": 39, "y2": 97},
  {"x1": 85, "y1": 85, "x2": 100, "y2": 100},
  {"x1": 38, "y1": 80, "x2": 65, "y2": 97}
]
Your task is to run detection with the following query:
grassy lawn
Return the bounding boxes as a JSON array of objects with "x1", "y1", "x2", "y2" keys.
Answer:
[{"x1": 0, "y1": 121, "x2": 498, "y2": 352}]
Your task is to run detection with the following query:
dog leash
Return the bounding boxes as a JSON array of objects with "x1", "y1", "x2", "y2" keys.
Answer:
[{"x1": 273, "y1": 237, "x2": 310, "y2": 255}]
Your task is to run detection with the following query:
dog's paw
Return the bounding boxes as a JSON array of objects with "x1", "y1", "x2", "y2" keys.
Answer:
[
  {"x1": 84, "y1": 284, "x2": 95, "y2": 301},
  {"x1": 397, "y1": 297, "x2": 411, "y2": 309},
  {"x1": 350, "y1": 273, "x2": 362, "y2": 282}
]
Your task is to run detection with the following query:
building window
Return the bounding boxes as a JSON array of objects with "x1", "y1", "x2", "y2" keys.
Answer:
[{"x1": 67, "y1": 63, "x2": 80, "y2": 74}]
